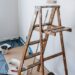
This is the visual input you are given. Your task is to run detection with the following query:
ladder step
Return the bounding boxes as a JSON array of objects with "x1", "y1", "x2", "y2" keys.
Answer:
[
  {"x1": 44, "y1": 26, "x2": 64, "y2": 35},
  {"x1": 52, "y1": 27, "x2": 72, "y2": 32},
  {"x1": 25, "y1": 52, "x2": 40, "y2": 60},
  {"x1": 44, "y1": 52, "x2": 63, "y2": 61},
  {"x1": 22, "y1": 62, "x2": 40, "y2": 71},
  {"x1": 34, "y1": 23, "x2": 50, "y2": 27},
  {"x1": 34, "y1": 25, "x2": 63, "y2": 32},
  {"x1": 34, "y1": 24, "x2": 57, "y2": 28},
  {"x1": 34, "y1": 26, "x2": 72, "y2": 35},
  {"x1": 29, "y1": 39, "x2": 47, "y2": 45},
  {"x1": 27, "y1": 62, "x2": 40, "y2": 69},
  {"x1": 36, "y1": 4, "x2": 60, "y2": 8},
  {"x1": 44, "y1": 27, "x2": 72, "y2": 32},
  {"x1": 23, "y1": 52, "x2": 63, "y2": 71}
]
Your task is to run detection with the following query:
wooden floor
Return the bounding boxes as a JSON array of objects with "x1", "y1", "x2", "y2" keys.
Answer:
[{"x1": 5, "y1": 46, "x2": 49, "y2": 75}]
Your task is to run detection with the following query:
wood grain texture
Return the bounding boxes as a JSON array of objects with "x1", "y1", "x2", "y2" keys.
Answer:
[{"x1": 11, "y1": 5, "x2": 72, "y2": 75}]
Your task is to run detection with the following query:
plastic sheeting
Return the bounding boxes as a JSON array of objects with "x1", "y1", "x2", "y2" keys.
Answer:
[{"x1": 0, "y1": 52, "x2": 8, "y2": 74}]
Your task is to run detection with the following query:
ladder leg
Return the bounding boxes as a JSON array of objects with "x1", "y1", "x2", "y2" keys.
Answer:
[
  {"x1": 60, "y1": 31, "x2": 68, "y2": 75},
  {"x1": 57, "y1": 7, "x2": 68, "y2": 75},
  {"x1": 18, "y1": 9, "x2": 38, "y2": 75},
  {"x1": 37, "y1": 8, "x2": 57, "y2": 72},
  {"x1": 39, "y1": 7, "x2": 44, "y2": 75}
]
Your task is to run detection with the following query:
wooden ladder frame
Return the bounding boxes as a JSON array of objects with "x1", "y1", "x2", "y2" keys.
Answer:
[{"x1": 18, "y1": 5, "x2": 72, "y2": 75}]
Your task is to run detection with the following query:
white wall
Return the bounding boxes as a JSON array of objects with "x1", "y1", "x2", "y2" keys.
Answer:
[
  {"x1": 0, "y1": 0, "x2": 19, "y2": 41},
  {"x1": 18, "y1": 0, "x2": 48, "y2": 41},
  {"x1": 18, "y1": 0, "x2": 75, "y2": 75}
]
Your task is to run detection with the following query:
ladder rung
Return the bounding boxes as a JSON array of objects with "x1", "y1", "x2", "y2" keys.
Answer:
[
  {"x1": 34, "y1": 26, "x2": 72, "y2": 34},
  {"x1": 34, "y1": 25, "x2": 64, "y2": 32},
  {"x1": 22, "y1": 62, "x2": 40, "y2": 71},
  {"x1": 34, "y1": 24, "x2": 57, "y2": 28},
  {"x1": 44, "y1": 27, "x2": 72, "y2": 34},
  {"x1": 36, "y1": 4, "x2": 60, "y2": 8},
  {"x1": 34, "y1": 23, "x2": 50, "y2": 27},
  {"x1": 23, "y1": 52, "x2": 63, "y2": 71},
  {"x1": 52, "y1": 27, "x2": 72, "y2": 32},
  {"x1": 44, "y1": 26, "x2": 65, "y2": 34},
  {"x1": 25, "y1": 52, "x2": 40, "y2": 60},
  {"x1": 44, "y1": 52, "x2": 63, "y2": 61},
  {"x1": 27, "y1": 62, "x2": 40, "y2": 69},
  {"x1": 29, "y1": 39, "x2": 47, "y2": 45},
  {"x1": 44, "y1": 26, "x2": 72, "y2": 32}
]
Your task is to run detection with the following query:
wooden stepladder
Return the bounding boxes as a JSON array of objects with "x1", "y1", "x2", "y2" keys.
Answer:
[{"x1": 18, "y1": 5, "x2": 72, "y2": 75}]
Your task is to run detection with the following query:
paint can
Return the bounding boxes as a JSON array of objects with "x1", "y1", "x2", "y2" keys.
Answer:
[{"x1": 0, "y1": 44, "x2": 11, "y2": 55}]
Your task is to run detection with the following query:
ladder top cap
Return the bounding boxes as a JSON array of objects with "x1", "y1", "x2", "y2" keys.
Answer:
[{"x1": 35, "y1": 4, "x2": 60, "y2": 8}]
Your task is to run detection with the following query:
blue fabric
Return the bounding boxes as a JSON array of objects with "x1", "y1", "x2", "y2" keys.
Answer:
[
  {"x1": 0, "y1": 52, "x2": 8, "y2": 74},
  {"x1": 28, "y1": 46, "x2": 33, "y2": 55},
  {"x1": 0, "y1": 38, "x2": 23, "y2": 48},
  {"x1": 26, "y1": 36, "x2": 33, "y2": 55}
]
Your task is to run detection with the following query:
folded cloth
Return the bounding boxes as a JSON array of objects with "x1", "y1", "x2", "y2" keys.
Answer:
[{"x1": 0, "y1": 52, "x2": 9, "y2": 74}]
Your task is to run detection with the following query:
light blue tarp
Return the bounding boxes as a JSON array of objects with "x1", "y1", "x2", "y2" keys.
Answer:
[{"x1": 0, "y1": 52, "x2": 8, "y2": 74}]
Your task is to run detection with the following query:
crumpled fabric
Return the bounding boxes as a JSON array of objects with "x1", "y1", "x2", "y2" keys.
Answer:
[{"x1": 0, "y1": 52, "x2": 8, "y2": 74}]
